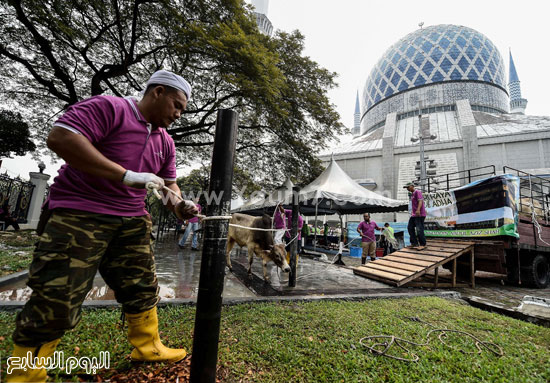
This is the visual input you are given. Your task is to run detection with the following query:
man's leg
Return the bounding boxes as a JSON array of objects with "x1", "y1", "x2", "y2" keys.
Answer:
[
  {"x1": 416, "y1": 217, "x2": 427, "y2": 247},
  {"x1": 407, "y1": 217, "x2": 418, "y2": 247},
  {"x1": 178, "y1": 223, "x2": 192, "y2": 248},
  {"x1": 99, "y1": 215, "x2": 159, "y2": 314},
  {"x1": 99, "y1": 215, "x2": 186, "y2": 362},
  {"x1": 10, "y1": 209, "x2": 117, "y2": 381},
  {"x1": 191, "y1": 222, "x2": 199, "y2": 249},
  {"x1": 368, "y1": 241, "x2": 376, "y2": 261},
  {"x1": 274, "y1": 229, "x2": 284, "y2": 245},
  {"x1": 13, "y1": 209, "x2": 116, "y2": 345}
]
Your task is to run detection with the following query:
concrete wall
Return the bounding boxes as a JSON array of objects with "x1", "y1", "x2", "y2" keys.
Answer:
[{"x1": 479, "y1": 139, "x2": 550, "y2": 172}]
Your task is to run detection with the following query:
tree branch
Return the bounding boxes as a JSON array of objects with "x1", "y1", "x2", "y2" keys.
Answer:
[{"x1": 8, "y1": 0, "x2": 78, "y2": 103}]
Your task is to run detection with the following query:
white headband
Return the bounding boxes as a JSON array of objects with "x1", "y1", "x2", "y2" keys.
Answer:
[{"x1": 145, "y1": 70, "x2": 192, "y2": 100}]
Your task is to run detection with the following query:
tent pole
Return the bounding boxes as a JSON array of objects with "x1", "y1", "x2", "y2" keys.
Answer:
[
  {"x1": 314, "y1": 199, "x2": 318, "y2": 252},
  {"x1": 333, "y1": 213, "x2": 345, "y2": 265}
]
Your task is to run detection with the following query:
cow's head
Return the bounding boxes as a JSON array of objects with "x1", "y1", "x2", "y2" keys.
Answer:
[{"x1": 266, "y1": 244, "x2": 290, "y2": 272}]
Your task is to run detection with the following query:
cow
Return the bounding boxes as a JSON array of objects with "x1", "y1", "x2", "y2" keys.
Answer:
[{"x1": 226, "y1": 213, "x2": 290, "y2": 281}]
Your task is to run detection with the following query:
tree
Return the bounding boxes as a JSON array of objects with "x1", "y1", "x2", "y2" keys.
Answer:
[
  {"x1": 0, "y1": 0, "x2": 343, "y2": 189},
  {"x1": 0, "y1": 110, "x2": 36, "y2": 158}
]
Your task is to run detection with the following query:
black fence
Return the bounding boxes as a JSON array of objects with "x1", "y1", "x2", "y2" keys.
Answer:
[
  {"x1": 426, "y1": 165, "x2": 496, "y2": 192},
  {"x1": 504, "y1": 166, "x2": 550, "y2": 224},
  {"x1": 0, "y1": 173, "x2": 35, "y2": 223}
]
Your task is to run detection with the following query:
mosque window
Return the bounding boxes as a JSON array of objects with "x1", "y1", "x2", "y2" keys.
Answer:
[
  {"x1": 414, "y1": 75, "x2": 426, "y2": 87},
  {"x1": 456, "y1": 36, "x2": 467, "y2": 48},
  {"x1": 448, "y1": 47, "x2": 461, "y2": 61},
  {"x1": 405, "y1": 66, "x2": 417, "y2": 82},
  {"x1": 439, "y1": 37, "x2": 450, "y2": 49},
  {"x1": 421, "y1": 61, "x2": 435, "y2": 77},
  {"x1": 458, "y1": 56, "x2": 470, "y2": 73},
  {"x1": 466, "y1": 68, "x2": 478, "y2": 80},
  {"x1": 471, "y1": 105, "x2": 505, "y2": 114},
  {"x1": 440, "y1": 57, "x2": 453, "y2": 72},
  {"x1": 450, "y1": 69, "x2": 462, "y2": 80}
]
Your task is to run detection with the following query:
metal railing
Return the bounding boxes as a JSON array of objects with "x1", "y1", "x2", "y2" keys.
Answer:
[
  {"x1": 0, "y1": 173, "x2": 35, "y2": 223},
  {"x1": 503, "y1": 167, "x2": 550, "y2": 225},
  {"x1": 426, "y1": 165, "x2": 496, "y2": 192}
]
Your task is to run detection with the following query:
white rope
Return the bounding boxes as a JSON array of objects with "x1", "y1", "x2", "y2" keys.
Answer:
[
  {"x1": 201, "y1": 215, "x2": 232, "y2": 221},
  {"x1": 530, "y1": 202, "x2": 550, "y2": 247},
  {"x1": 228, "y1": 223, "x2": 279, "y2": 232},
  {"x1": 285, "y1": 233, "x2": 300, "y2": 246},
  {"x1": 295, "y1": 251, "x2": 341, "y2": 281}
]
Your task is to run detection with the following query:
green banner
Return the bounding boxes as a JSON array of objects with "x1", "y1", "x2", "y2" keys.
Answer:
[
  {"x1": 425, "y1": 224, "x2": 517, "y2": 238},
  {"x1": 424, "y1": 175, "x2": 520, "y2": 238}
]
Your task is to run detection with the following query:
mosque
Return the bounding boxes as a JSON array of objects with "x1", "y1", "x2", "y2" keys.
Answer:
[
  {"x1": 247, "y1": 3, "x2": 550, "y2": 219},
  {"x1": 320, "y1": 24, "x2": 550, "y2": 215}
]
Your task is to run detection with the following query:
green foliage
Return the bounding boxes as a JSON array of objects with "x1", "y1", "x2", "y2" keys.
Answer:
[
  {"x1": 0, "y1": 110, "x2": 36, "y2": 158},
  {"x1": 0, "y1": 248, "x2": 33, "y2": 276},
  {"x1": 0, "y1": 0, "x2": 342, "y2": 188},
  {"x1": 0, "y1": 298, "x2": 549, "y2": 382},
  {"x1": 0, "y1": 230, "x2": 37, "y2": 275}
]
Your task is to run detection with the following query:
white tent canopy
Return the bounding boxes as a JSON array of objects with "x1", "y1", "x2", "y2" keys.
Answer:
[
  {"x1": 291, "y1": 158, "x2": 407, "y2": 215},
  {"x1": 233, "y1": 178, "x2": 295, "y2": 214},
  {"x1": 234, "y1": 159, "x2": 407, "y2": 215}
]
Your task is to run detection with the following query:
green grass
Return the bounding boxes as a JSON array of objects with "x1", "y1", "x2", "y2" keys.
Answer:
[
  {"x1": 0, "y1": 230, "x2": 36, "y2": 276},
  {"x1": 0, "y1": 297, "x2": 549, "y2": 382}
]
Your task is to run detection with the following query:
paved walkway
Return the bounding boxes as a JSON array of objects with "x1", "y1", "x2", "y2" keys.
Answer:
[{"x1": 1, "y1": 237, "x2": 548, "y2": 317}]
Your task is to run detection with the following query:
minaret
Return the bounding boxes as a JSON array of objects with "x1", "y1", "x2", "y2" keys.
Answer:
[
  {"x1": 352, "y1": 91, "x2": 361, "y2": 136},
  {"x1": 508, "y1": 50, "x2": 528, "y2": 114},
  {"x1": 251, "y1": 0, "x2": 273, "y2": 36}
]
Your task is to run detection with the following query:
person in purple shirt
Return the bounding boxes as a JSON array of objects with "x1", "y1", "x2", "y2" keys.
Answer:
[
  {"x1": 273, "y1": 204, "x2": 290, "y2": 245},
  {"x1": 357, "y1": 213, "x2": 382, "y2": 264},
  {"x1": 178, "y1": 197, "x2": 202, "y2": 250},
  {"x1": 7, "y1": 70, "x2": 198, "y2": 382},
  {"x1": 405, "y1": 181, "x2": 427, "y2": 250}
]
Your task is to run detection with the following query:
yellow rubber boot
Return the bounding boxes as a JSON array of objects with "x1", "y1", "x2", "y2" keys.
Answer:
[
  {"x1": 6, "y1": 339, "x2": 61, "y2": 382},
  {"x1": 286, "y1": 251, "x2": 299, "y2": 265},
  {"x1": 126, "y1": 306, "x2": 186, "y2": 362}
]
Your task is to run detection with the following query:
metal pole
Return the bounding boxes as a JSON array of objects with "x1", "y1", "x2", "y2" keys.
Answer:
[
  {"x1": 420, "y1": 118, "x2": 427, "y2": 193},
  {"x1": 190, "y1": 109, "x2": 238, "y2": 383},
  {"x1": 333, "y1": 213, "x2": 345, "y2": 265},
  {"x1": 313, "y1": 199, "x2": 318, "y2": 252},
  {"x1": 289, "y1": 186, "x2": 299, "y2": 287}
]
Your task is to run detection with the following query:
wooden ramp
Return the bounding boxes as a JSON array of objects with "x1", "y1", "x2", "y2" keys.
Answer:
[{"x1": 353, "y1": 240, "x2": 476, "y2": 288}]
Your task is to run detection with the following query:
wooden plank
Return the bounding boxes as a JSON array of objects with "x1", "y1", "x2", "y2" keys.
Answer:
[
  {"x1": 470, "y1": 248, "x2": 475, "y2": 288},
  {"x1": 399, "y1": 248, "x2": 455, "y2": 257},
  {"x1": 425, "y1": 240, "x2": 473, "y2": 248},
  {"x1": 375, "y1": 259, "x2": 425, "y2": 272},
  {"x1": 383, "y1": 255, "x2": 433, "y2": 267},
  {"x1": 426, "y1": 239, "x2": 477, "y2": 245},
  {"x1": 352, "y1": 270, "x2": 398, "y2": 286},
  {"x1": 353, "y1": 267, "x2": 404, "y2": 282},
  {"x1": 452, "y1": 258, "x2": 456, "y2": 287},
  {"x1": 364, "y1": 263, "x2": 412, "y2": 277},
  {"x1": 424, "y1": 241, "x2": 472, "y2": 249},
  {"x1": 405, "y1": 281, "x2": 469, "y2": 288},
  {"x1": 392, "y1": 252, "x2": 445, "y2": 263}
]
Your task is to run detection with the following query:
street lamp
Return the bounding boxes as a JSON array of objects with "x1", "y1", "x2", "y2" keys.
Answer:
[
  {"x1": 38, "y1": 161, "x2": 46, "y2": 174},
  {"x1": 411, "y1": 114, "x2": 437, "y2": 192}
]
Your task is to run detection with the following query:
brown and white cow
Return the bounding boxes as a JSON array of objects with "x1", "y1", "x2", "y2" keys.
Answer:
[{"x1": 226, "y1": 213, "x2": 290, "y2": 281}]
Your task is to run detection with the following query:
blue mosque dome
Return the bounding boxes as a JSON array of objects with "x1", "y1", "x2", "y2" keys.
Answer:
[{"x1": 361, "y1": 25, "x2": 509, "y2": 133}]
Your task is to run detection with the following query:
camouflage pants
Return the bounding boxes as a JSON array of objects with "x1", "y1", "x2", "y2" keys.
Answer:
[{"x1": 13, "y1": 208, "x2": 159, "y2": 346}]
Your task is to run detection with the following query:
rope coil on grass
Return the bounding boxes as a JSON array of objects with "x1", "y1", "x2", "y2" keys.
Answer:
[{"x1": 359, "y1": 316, "x2": 503, "y2": 362}]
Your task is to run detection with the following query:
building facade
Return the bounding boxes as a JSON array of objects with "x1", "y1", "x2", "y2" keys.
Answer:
[{"x1": 321, "y1": 24, "x2": 550, "y2": 216}]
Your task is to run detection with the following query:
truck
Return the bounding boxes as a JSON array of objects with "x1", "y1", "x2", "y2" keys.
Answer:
[{"x1": 423, "y1": 166, "x2": 550, "y2": 288}]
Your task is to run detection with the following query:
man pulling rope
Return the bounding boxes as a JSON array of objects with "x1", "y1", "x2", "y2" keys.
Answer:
[{"x1": 7, "y1": 70, "x2": 198, "y2": 383}]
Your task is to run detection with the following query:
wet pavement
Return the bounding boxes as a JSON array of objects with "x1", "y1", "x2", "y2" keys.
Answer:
[
  {"x1": 0, "y1": 238, "x2": 396, "y2": 303},
  {"x1": 0, "y1": 239, "x2": 255, "y2": 302},
  {"x1": 1, "y1": 236, "x2": 549, "y2": 320}
]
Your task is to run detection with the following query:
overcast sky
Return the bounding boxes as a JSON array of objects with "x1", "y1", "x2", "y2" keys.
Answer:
[{"x1": 3, "y1": 0, "x2": 549, "y2": 179}]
